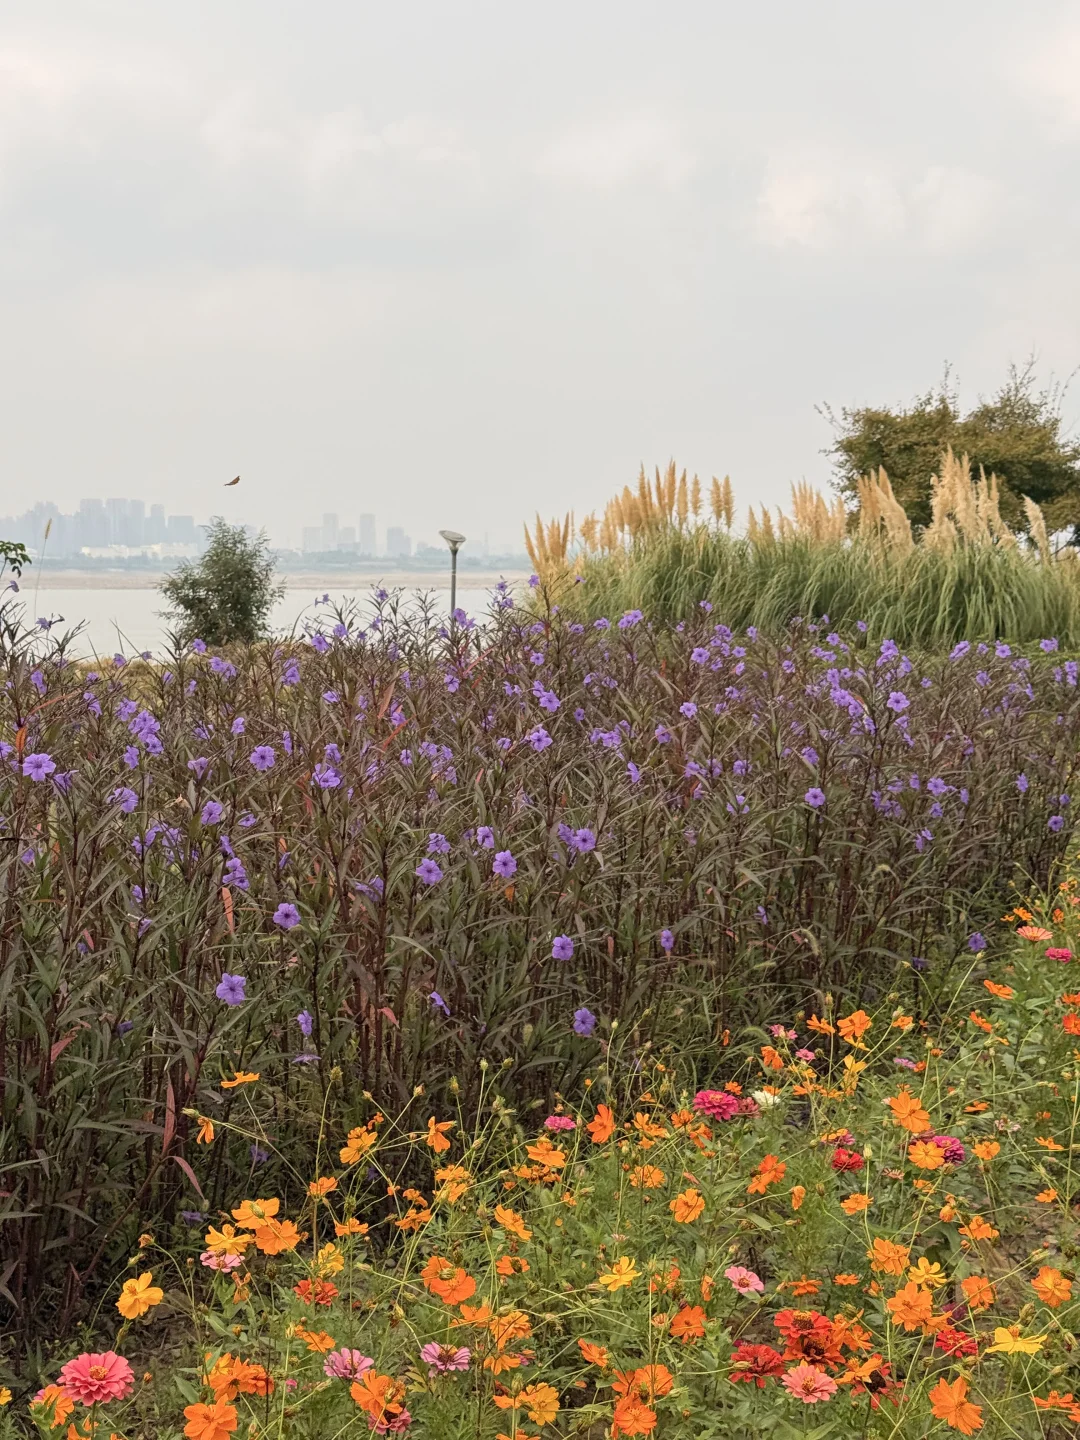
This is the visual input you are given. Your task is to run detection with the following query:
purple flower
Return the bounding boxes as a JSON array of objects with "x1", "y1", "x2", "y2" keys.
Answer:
[
  {"x1": 420, "y1": 1342, "x2": 470, "y2": 1375},
  {"x1": 573, "y1": 1006, "x2": 597, "y2": 1036},
  {"x1": 430, "y1": 991, "x2": 450, "y2": 1016},
  {"x1": 967, "y1": 932, "x2": 987, "y2": 952},
  {"x1": 659, "y1": 928, "x2": 674, "y2": 953},
  {"x1": 191, "y1": 638, "x2": 207, "y2": 653},
  {"x1": 215, "y1": 972, "x2": 247, "y2": 1005},
  {"x1": 1048, "y1": 814, "x2": 1065, "y2": 832},
  {"x1": 1041, "y1": 637, "x2": 1059, "y2": 653},
  {"x1": 200, "y1": 801, "x2": 224, "y2": 826},
  {"x1": 312, "y1": 763, "x2": 341, "y2": 790},
  {"x1": 427, "y1": 832, "x2": 451, "y2": 854},
  {"x1": 493, "y1": 850, "x2": 517, "y2": 878},
  {"x1": 231, "y1": 716, "x2": 246, "y2": 735},
  {"x1": 654, "y1": 725, "x2": 672, "y2": 743},
  {"x1": 551, "y1": 934, "x2": 574, "y2": 961},
  {"x1": 476, "y1": 825, "x2": 494, "y2": 849},
  {"x1": 886, "y1": 691, "x2": 909, "y2": 713},
  {"x1": 322, "y1": 690, "x2": 341, "y2": 704},
  {"x1": 249, "y1": 745, "x2": 276, "y2": 772},
  {"x1": 297, "y1": 1009, "x2": 314, "y2": 1036},
  {"x1": 618, "y1": 609, "x2": 643, "y2": 629},
  {"x1": 273, "y1": 902, "x2": 301, "y2": 930},
  {"x1": 22, "y1": 753, "x2": 56, "y2": 782},
  {"x1": 282, "y1": 659, "x2": 301, "y2": 686},
  {"x1": 690, "y1": 647, "x2": 710, "y2": 664},
  {"x1": 931, "y1": 1134, "x2": 965, "y2": 1165},
  {"x1": 416, "y1": 858, "x2": 443, "y2": 885},
  {"x1": 188, "y1": 756, "x2": 209, "y2": 777},
  {"x1": 112, "y1": 786, "x2": 138, "y2": 813},
  {"x1": 324, "y1": 1349, "x2": 373, "y2": 1381},
  {"x1": 1016, "y1": 773, "x2": 1028, "y2": 794},
  {"x1": 527, "y1": 725, "x2": 552, "y2": 752},
  {"x1": 804, "y1": 787, "x2": 826, "y2": 808},
  {"x1": 627, "y1": 761, "x2": 641, "y2": 784},
  {"x1": 679, "y1": 701, "x2": 698, "y2": 719},
  {"x1": 570, "y1": 827, "x2": 596, "y2": 853},
  {"x1": 250, "y1": 1143, "x2": 269, "y2": 1165}
]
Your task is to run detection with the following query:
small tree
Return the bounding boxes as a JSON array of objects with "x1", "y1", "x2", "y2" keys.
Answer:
[
  {"x1": 823, "y1": 363, "x2": 1080, "y2": 538},
  {"x1": 159, "y1": 517, "x2": 283, "y2": 646}
]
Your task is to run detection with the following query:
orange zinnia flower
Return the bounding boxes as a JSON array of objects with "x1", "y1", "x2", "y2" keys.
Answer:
[
  {"x1": 747, "y1": 1154, "x2": 786, "y2": 1195},
  {"x1": 929, "y1": 1374, "x2": 984, "y2": 1434}
]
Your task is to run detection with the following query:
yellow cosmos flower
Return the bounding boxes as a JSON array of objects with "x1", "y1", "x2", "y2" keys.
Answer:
[
  {"x1": 598, "y1": 1256, "x2": 640, "y2": 1292},
  {"x1": 907, "y1": 1258, "x2": 948, "y2": 1289},
  {"x1": 986, "y1": 1326, "x2": 1046, "y2": 1356},
  {"x1": 116, "y1": 1271, "x2": 164, "y2": 1319}
]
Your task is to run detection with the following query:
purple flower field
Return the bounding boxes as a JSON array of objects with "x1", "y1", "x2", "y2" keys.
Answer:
[{"x1": 1, "y1": 589, "x2": 1077, "y2": 1327}]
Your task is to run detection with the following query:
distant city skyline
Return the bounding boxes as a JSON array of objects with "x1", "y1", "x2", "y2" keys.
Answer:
[{"x1": 0, "y1": 495, "x2": 517, "y2": 561}]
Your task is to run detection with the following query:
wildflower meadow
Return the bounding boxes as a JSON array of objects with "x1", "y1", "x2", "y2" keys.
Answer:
[{"x1": 2, "y1": 578, "x2": 1080, "y2": 1436}]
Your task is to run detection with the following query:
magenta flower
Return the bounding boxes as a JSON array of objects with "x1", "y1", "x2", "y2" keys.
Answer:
[
  {"x1": 419, "y1": 1342, "x2": 470, "y2": 1375},
  {"x1": 544, "y1": 1115, "x2": 576, "y2": 1131},
  {"x1": 693, "y1": 1089, "x2": 738, "y2": 1121}
]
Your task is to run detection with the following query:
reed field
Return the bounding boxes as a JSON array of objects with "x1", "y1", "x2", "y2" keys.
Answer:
[
  {"x1": 2, "y1": 506, "x2": 1080, "y2": 1434},
  {"x1": 526, "y1": 453, "x2": 1080, "y2": 645}
]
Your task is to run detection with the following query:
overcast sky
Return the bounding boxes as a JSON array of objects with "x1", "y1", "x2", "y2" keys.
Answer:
[{"x1": 3, "y1": 1, "x2": 1080, "y2": 551}]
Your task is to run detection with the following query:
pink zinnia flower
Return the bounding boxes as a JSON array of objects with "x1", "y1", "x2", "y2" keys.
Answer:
[
  {"x1": 324, "y1": 1348, "x2": 374, "y2": 1380},
  {"x1": 693, "y1": 1089, "x2": 739, "y2": 1121},
  {"x1": 795, "y1": 1047, "x2": 815, "y2": 1062},
  {"x1": 931, "y1": 1134, "x2": 965, "y2": 1164},
  {"x1": 57, "y1": 1352, "x2": 134, "y2": 1406},
  {"x1": 725, "y1": 1265, "x2": 765, "y2": 1296},
  {"x1": 371, "y1": 1407, "x2": 413, "y2": 1433},
  {"x1": 769, "y1": 1024, "x2": 796, "y2": 1039},
  {"x1": 419, "y1": 1342, "x2": 471, "y2": 1374},
  {"x1": 734, "y1": 1096, "x2": 761, "y2": 1117},
  {"x1": 200, "y1": 1250, "x2": 243, "y2": 1271},
  {"x1": 781, "y1": 1362, "x2": 838, "y2": 1403},
  {"x1": 544, "y1": 1115, "x2": 576, "y2": 1131},
  {"x1": 1047, "y1": 947, "x2": 1073, "y2": 961}
]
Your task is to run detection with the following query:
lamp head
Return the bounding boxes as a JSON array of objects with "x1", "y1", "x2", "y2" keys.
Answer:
[{"x1": 439, "y1": 529, "x2": 466, "y2": 550}]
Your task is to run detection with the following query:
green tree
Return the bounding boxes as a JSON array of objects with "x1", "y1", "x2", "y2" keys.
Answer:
[
  {"x1": 822, "y1": 364, "x2": 1080, "y2": 537},
  {"x1": 159, "y1": 517, "x2": 283, "y2": 645}
]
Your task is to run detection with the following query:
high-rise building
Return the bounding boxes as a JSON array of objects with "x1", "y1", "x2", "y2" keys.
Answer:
[
  {"x1": 147, "y1": 504, "x2": 167, "y2": 543},
  {"x1": 337, "y1": 526, "x2": 356, "y2": 549},
  {"x1": 358, "y1": 514, "x2": 376, "y2": 556},
  {"x1": 167, "y1": 514, "x2": 196, "y2": 544},
  {"x1": 322, "y1": 513, "x2": 338, "y2": 551},
  {"x1": 386, "y1": 526, "x2": 411, "y2": 557},
  {"x1": 302, "y1": 526, "x2": 323, "y2": 553}
]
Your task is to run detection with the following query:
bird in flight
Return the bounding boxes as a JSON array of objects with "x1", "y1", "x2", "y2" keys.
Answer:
[{"x1": 224, "y1": 475, "x2": 240, "y2": 487}]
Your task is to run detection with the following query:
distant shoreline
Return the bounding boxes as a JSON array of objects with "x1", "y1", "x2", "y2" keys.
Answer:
[{"x1": 24, "y1": 569, "x2": 532, "y2": 592}]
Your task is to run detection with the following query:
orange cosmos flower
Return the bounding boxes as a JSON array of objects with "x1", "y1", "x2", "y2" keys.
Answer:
[
  {"x1": 868, "y1": 1238, "x2": 909, "y2": 1275},
  {"x1": 747, "y1": 1154, "x2": 786, "y2": 1195},
  {"x1": 203, "y1": 1224, "x2": 252, "y2": 1258},
  {"x1": 983, "y1": 980, "x2": 1014, "y2": 999},
  {"x1": 220, "y1": 1071, "x2": 259, "y2": 1088},
  {"x1": 351, "y1": 1372, "x2": 405, "y2": 1425},
  {"x1": 807, "y1": 1014, "x2": 835, "y2": 1035},
  {"x1": 196, "y1": 1116, "x2": 215, "y2": 1145},
  {"x1": 1031, "y1": 1265, "x2": 1072, "y2": 1308},
  {"x1": 1035, "y1": 1188, "x2": 1058, "y2": 1203},
  {"x1": 425, "y1": 1117, "x2": 453, "y2": 1153},
  {"x1": 972, "y1": 1140, "x2": 1000, "y2": 1161},
  {"x1": 308, "y1": 1176, "x2": 337, "y2": 1197},
  {"x1": 183, "y1": 1398, "x2": 238, "y2": 1440},
  {"x1": 837, "y1": 1009, "x2": 872, "y2": 1046},
  {"x1": 1036, "y1": 1135, "x2": 1065, "y2": 1151},
  {"x1": 840, "y1": 1193, "x2": 872, "y2": 1215},
  {"x1": 833, "y1": 1273, "x2": 862, "y2": 1286},
  {"x1": 760, "y1": 1045, "x2": 784, "y2": 1070},
  {"x1": 908, "y1": 1140, "x2": 945, "y2": 1170},
  {"x1": 231, "y1": 1197, "x2": 279, "y2": 1226},
  {"x1": 669, "y1": 1305, "x2": 706, "y2": 1344},
  {"x1": 790, "y1": 1184, "x2": 806, "y2": 1211},
  {"x1": 669, "y1": 1187, "x2": 705, "y2": 1223},
  {"x1": 1063, "y1": 1012, "x2": 1080, "y2": 1035},
  {"x1": 251, "y1": 1218, "x2": 301, "y2": 1255},
  {"x1": 629, "y1": 1164, "x2": 665, "y2": 1189},
  {"x1": 586, "y1": 1104, "x2": 615, "y2": 1143},
  {"x1": 885, "y1": 1086, "x2": 931, "y2": 1134},
  {"x1": 495, "y1": 1254, "x2": 529, "y2": 1276},
  {"x1": 434, "y1": 1164, "x2": 473, "y2": 1203},
  {"x1": 421, "y1": 1256, "x2": 476, "y2": 1305},
  {"x1": 295, "y1": 1328, "x2": 335, "y2": 1353},
  {"x1": 339, "y1": 1125, "x2": 378, "y2": 1164},
  {"x1": 700, "y1": 1274, "x2": 715, "y2": 1301},
  {"x1": 525, "y1": 1138, "x2": 566, "y2": 1169},
  {"x1": 30, "y1": 1387, "x2": 75, "y2": 1427},
  {"x1": 493, "y1": 1205, "x2": 532, "y2": 1242},
  {"x1": 969, "y1": 1011, "x2": 994, "y2": 1034},
  {"x1": 578, "y1": 1339, "x2": 608, "y2": 1367},
  {"x1": 960, "y1": 1275, "x2": 995, "y2": 1311},
  {"x1": 929, "y1": 1374, "x2": 983, "y2": 1434},
  {"x1": 959, "y1": 1215, "x2": 998, "y2": 1242},
  {"x1": 886, "y1": 1281, "x2": 934, "y2": 1331},
  {"x1": 493, "y1": 1383, "x2": 560, "y2": 1426},
  {"x1": 611, "y1": 1395, "x2": 657, "y2": 1436}
]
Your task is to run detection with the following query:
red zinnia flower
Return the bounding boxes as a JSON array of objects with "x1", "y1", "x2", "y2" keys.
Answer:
[
  {"x1": 729, "y1": 1343, "x2": 785, "y2": 1388},
  {"x1": 831, "y1": 1146, "x2": 865, "y2": 1172}
]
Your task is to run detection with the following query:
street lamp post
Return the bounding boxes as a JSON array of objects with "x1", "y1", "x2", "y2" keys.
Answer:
[{"x1": 438, "y1": 529, "x2": 466, "y2": 626}]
